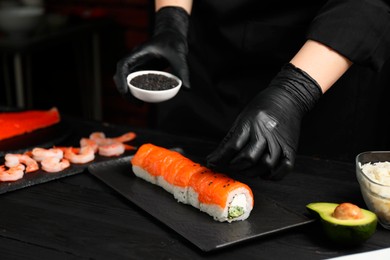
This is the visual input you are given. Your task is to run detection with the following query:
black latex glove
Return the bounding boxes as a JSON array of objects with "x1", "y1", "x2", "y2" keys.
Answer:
[
  {"x1": 207, "y1": 63, "x2": 323, "y2": 180},
  {"x1": 113, "y1": 6, "x2": 190, "y2": 102}
]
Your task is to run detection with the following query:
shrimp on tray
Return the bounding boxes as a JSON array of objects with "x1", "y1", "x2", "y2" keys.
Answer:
[
  {"x1": 0, "y1": 130, "x2": 138, "y2": 182},
  {"x1": 63, "y1": 146, "x2": 95, "y2": 164},
  {"x1": 113, "y1": 131, "x2": 137, "y2": 151},
  {"x1": 80, "y1": 138, "x2": 99, "y2": 153},
  {"x1": 41, "y1": 157, "x2": 70, "y2": 173},
  {"x1": 83, "y1": 131, "x2": 136, "y2": 157},
  {"x1": 89, "y1": 131, "x2": 136, "y2": 146},
  {"x1": 30, "y1": 147, "x2": 70, "y2": 173},
  {"x1": 112, "y1": 132, "x2": 136, "y2": 143},
  {"x1": 98, "y1": 141, "x2": 126, "y2": 157},
  {"x1": 5, "y1": 153, "x2": 39, "y2": 173},
  {"x1": 0, "y1": 164, "x2": 25, "y2": 182},
  {"x1": 31, "y1": 147, "x2": 64, "y2": 162}
]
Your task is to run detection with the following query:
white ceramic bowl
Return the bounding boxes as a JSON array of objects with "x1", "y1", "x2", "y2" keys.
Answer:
[
  {"x1": 127, "y1": 70, "x2": 182, "y2": 103},
  {"x1": 0, "y1": 6, "x2": 44, "y2": 36},
  {"x1": 356, "y1": 151, "x2": 390, "y2": 229}
]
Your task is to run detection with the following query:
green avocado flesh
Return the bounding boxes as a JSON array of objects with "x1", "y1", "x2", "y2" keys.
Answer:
[
  {"x1": 306, "y1": 202, "x2": 377, "y2": 245},
  {"x1": 228, "y1": 206, "x2": 244, "y2": 219}
]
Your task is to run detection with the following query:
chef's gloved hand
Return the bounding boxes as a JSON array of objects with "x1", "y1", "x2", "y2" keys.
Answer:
[
  {"x1": 207, "y1": 63, "x2": 323, "y2": 180},
  {"x1": 113, "y1": 6, "x2": 190, "y2": 102}
]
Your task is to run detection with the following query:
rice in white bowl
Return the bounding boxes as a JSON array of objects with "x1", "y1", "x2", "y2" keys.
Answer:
[
  {"x1": 360, "y1": 161, "x2": 390, "y2": 186},
  {"x1": 359, "y1": 161, "x2": 390, "y2": 225}
]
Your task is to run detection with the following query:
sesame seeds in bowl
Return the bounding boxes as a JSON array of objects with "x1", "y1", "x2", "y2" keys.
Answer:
[{"x1": 127, "y1": 70, "x2": 182, "y2": 103}]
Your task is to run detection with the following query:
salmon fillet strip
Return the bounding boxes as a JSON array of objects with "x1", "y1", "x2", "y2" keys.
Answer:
[{"x1": 0, "y1": 107, "x2": 60, "y2": 141}]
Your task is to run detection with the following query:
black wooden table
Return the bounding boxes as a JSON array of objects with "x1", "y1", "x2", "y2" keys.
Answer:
[{"x1": 1, "y1": 116, "x2": 389, "y2": 259}]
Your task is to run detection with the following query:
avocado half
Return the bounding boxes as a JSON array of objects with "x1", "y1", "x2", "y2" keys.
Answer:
[{"x1": 306, "y1": 202, "x2": 377, "y2": 245}]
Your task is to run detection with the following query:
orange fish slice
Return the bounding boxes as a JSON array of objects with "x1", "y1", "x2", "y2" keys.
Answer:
[{"x1": 0, "y1": 107, "x2": 60, "y2": 141}]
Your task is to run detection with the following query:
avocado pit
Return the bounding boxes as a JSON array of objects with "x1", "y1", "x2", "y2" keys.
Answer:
[{"x1": 332, "y1": 202, "x2": 364, "y2": 220}]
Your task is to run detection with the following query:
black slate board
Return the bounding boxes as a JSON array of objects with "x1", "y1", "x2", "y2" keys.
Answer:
[
  {"x1": 0, "y1": 151, "x2": 135, "y2": 195},
  {"x1": 88, "y1": 156, "x2": 314, "y2": 252},
  {"x1": 0, "y1": 161, "x2": 87, "y2": 194}
]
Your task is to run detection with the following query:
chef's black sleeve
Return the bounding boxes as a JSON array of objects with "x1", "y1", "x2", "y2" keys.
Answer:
[{"x1": 307, "y1": 0, "x2": 390, "y2": 71}]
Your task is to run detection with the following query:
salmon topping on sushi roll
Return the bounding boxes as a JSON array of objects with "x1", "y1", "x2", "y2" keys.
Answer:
[{"x1": 131, "y1": 143, "x2": 254, "y2": 222}]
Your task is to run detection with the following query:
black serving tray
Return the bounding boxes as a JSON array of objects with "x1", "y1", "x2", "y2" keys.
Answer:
[
  {"x1": 0, "y1": 151, "x2": 135, "y2": 195},
  {"x1": 88, "y1": 156, "x2": 314, "y2": 252}
]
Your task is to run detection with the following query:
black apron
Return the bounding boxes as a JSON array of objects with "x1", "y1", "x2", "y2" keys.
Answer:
[{"x1": 154, "y1": 0, "x2": 390, "y2": 161}]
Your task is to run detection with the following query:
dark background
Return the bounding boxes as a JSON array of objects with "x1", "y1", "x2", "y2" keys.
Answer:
[
  {"x1": 0, "y1": 0, "x2": 155, "y2": 127},
  {"x1": 1, "y1": 0, "x2": 389, "y2": 163}
]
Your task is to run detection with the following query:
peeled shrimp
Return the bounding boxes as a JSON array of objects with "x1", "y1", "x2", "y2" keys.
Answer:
[
  {"x1": 88, "y1": 131, "x2": 135, "y2": 155},
  {"x1": 91, "y1": 136, "x2": 126, "y2": 156},
  {"x1": 113, "y1": 132, "x2": 137, "y2": 151},
  {"x1": 112, "y1": 132, "x2": 136, "y2": 143},
  {"x1": 0, "y1": 164, "x2": 25, "y2": 182},
  {"x1": 89, "y1": 132, "x2": 106, "y2": 142},
  {"x1": 5, "y1": 153, "x2": 39, "y2": 173},
  {"x1": 98, "y1": 141, "x2": 125, "y2": 157},
  {"x1": 122, "y1": 143, "x2": 137, "y2": 151},
  {"x1": 32, "y1": 147, "x2": 64, "y2": 162},
  {"x1": 80, "y1": 138, "x2": 98, "y2": 153},
  {"x1": 63, "y1": 146, "x2": 95, "y2": 164},
  {"x1": 41, "y1": 157, "x2": 70, "y2": 173},
  {"x1": 89, "y1": 131, "x2": 136, "y2": 145}
]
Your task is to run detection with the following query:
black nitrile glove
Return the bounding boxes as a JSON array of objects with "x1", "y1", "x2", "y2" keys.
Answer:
[
  {"x1": 113, "y1": 6, "x2": 190, "y2": 102},
  {"x1": 207, "y1": 63, "x2": 323, "y2": 180}
]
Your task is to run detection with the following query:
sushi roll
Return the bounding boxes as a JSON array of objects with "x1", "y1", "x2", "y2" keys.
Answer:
[{"x1": 131, "y1": 143, "x2": 254, "y2": 222}]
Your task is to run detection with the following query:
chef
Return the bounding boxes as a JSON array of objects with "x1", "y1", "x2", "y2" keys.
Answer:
[{"x1": 114, "y1": 0, "x2": 390, "y2": 179}]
